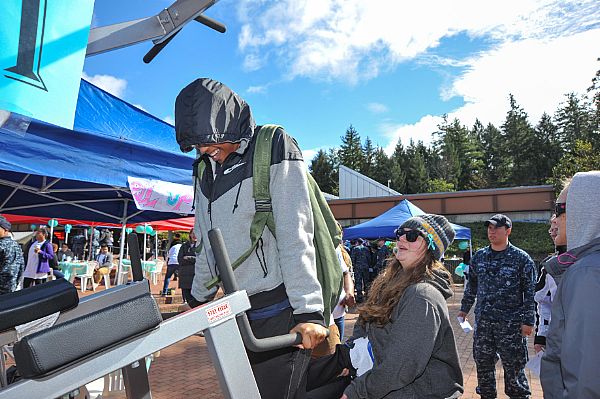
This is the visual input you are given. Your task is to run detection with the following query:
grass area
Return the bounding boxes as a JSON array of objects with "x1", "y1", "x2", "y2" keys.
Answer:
[{"x1": 446, "y1": 222, "x2": 555, "y2": 261}]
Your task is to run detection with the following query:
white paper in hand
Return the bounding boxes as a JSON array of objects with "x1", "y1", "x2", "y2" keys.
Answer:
[
  {"x1": 457, "y1": 316, "x2": 473, "y2": 333},
  {"x1": 349, "y1": 337, "x2": 374, "y2": 376},
  {"x1": 526, "y1": 350, "x2": 543, "y2": 377}
]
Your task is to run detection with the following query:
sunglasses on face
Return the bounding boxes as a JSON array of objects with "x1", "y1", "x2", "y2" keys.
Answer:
[
  {"x1": 555, "y1": 202, "x2": 566, "y2": 216},
  {"x1": 394, "y1": 229, "x2": 422, "y2": 243}
]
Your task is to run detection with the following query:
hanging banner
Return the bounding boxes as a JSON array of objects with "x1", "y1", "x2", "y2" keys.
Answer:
[
  {"x1": 0, "y1": 0, "x2": 95, "y2": 129},
  {"x1": 128, "y1": 177, "x2": 194, "y2": 215}
]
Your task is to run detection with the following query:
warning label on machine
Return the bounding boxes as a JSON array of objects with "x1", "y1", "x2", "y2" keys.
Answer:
[{"x1": 206, "y1": 301, "x2": 232, "y2": 324}]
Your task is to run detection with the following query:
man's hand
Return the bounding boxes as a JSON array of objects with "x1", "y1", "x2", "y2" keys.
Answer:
[
  {"x1": 290, "y1": 322, "x2": 328, "y2": 350},
  {"x1": 343, "y1": 292, "x2": 356, "y2": 308},
  {"x1": 34, "y1": 247, "x2": 40, "y2": 253},
  {"x1": 534, "y1": 344, "x2": 545, "y2": 353},
  {"x1": 457, "y1": 311, "x2": 468, "y2": 321},
  {"x1": 521, "y1": 324, "x2": 533, "y2": 337}
]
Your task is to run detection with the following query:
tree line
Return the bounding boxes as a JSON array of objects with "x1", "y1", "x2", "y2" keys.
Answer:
[{"x1": 310, "y1": 64, "x2": 600, "y2": 196}]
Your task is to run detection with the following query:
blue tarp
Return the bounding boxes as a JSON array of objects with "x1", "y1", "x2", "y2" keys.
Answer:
[
  {"x1": 343, "y1": 199, "x2": 471, "y2": 240},
  {"x1": 0, "y1": 79, "x2": 195, "y2": 224}
]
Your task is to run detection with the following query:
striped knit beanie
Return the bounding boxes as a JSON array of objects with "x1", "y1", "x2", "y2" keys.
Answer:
[{"x1": 399, "y1": 214, "x2": 455, "y2": 260}]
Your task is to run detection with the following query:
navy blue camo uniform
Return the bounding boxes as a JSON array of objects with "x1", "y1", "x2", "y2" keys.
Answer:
[
  {"x1": 350, "y1": 240, "x2": 371, "y2": 302},
  {"x1": 461, "y1": 241, "x2": 536, "y2": 399}
]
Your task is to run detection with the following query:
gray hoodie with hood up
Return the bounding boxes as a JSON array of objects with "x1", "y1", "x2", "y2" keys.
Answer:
[
  {"x1": 344, "y1": 269, "x2": 463, "y2": 399},
  {"x1": 541, "y1": 171, "x2": 600, "y2": 398},
  {"x1": 175, "y1": 78, "x2": 325, "y2": 325}
]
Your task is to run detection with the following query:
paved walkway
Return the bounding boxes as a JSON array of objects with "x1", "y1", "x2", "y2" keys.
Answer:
[
  {"x1": 138, "y1": 286, "x2": 543, "y2": 398},
  {"x1": 29, "y1": 265, "x2": 543, "y2": 398}
]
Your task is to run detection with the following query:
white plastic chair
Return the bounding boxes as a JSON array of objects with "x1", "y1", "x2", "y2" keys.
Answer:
[
  {"x1": 147, "y1": 260, "x2": 163, "y2": 286},
  {"x1": 74, "y1": 261, "x2": 97, "y2": 293}
]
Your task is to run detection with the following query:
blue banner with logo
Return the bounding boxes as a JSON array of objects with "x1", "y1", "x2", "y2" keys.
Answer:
[{"x1": 0, "y1": 0, "x2": 94, "y2": 129}]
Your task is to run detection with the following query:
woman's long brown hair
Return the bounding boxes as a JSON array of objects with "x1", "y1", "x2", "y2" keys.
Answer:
[{"x1": 357, "y1": 250, "x2": 452, "y2": 327}]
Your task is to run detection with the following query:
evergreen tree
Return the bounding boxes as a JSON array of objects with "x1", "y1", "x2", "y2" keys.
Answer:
[
  {"x1": 371, "y1": 147, "x2": 394, "y2": 188},
  {"x1": 309, "y1": 149, "x2": 337, "y2": 195},
  {"x1": 532, "y1": 113, "x2": 562, "y2": 184},
  {"x1": 480, "y1": 123, "x2": 510, "y2": 186},
  {"x1": 501, "y1": 94, "x2": 537, "y2": 185},
  {"x1": 587, "y1": 59, "x2": 600, "y2": 149},
  {"x1": 551, "y1": 140, "x2": 600, "y2": 192},
  {"x1": 390, "y1": 139, "x2": 407, "y2": 193},
  {"x1": 467, "y1": 119, "x2": 488, "y2": 189},
  {"x1": 554, "y1": 93, "x2": 593, "y2": 152},
  {"x1": 338, "y1": 125, "x2": 364, "y2": 171},
  {"x1": 360, "y1": 136, "x2": 375, "y2": 177},
  {"x1": 404, "y1": 140, "x2": 429, "y2": 193},
  {"x1": 434, "y1": 116, "x2": 485, "y2": 190},
  {"x1": 327, "y1": 148, "x2": 340, "y2": 195}
]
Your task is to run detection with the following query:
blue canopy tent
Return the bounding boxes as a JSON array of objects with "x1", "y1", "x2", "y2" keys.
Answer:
[
  {"x1": 343, "y1": 199, "x2": 471, "y2": 241},
  {"x1": 0, "y1": 79, "x2": 195, "y2": 278}
]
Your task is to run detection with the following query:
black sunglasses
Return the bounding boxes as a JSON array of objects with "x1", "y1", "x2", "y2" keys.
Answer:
[
  {"x1": 394, "y1": 229, "x2": 422, "y2": 242},
  {"x1": 555, "y1": 202, "x2": 566, "y2": 216}
]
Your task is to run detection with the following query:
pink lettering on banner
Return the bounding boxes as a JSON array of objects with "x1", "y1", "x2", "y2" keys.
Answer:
[
  {"x1": 173, "y1": 194, "x2": 193, "y2": 211},
  {"x1": 131, "y1": 181, "x2": 159, "y2": 208}
]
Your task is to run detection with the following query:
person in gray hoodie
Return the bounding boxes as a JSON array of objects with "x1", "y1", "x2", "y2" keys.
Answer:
[
  {"x1": 541, "y1": 171, "x2": 600, "y2": 398},
  {"x1": 340, "y1": 214, "x2": 463, "y2": 399},
  {"x1": 175, "y1": 78, "x2": 327, "y2": 399}
]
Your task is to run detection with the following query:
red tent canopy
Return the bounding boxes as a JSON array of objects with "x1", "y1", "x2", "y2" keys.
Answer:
[{"x1": 4, "y1": 214, "x2": 194, "y2": 231}]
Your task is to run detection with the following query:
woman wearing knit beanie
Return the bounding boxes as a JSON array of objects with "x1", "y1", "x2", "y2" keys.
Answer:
[
  {"x1": 303, "y1": 214, "x2": 464, "y2": 398},
  {"x1": 339, "y1": 214, "x2": 463, "y2": 399}
]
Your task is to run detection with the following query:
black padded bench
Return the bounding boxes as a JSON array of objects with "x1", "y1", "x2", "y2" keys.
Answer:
[{"x1": 0, "y1": 279, "x2": 79, "y2": 332}]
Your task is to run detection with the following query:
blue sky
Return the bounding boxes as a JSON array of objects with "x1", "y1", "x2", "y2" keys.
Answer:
[{"x1": 85, "y1": 0, "x2": 600, "y2": 159}]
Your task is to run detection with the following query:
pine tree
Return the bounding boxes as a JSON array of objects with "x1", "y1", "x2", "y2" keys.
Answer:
[
  {"x1": 434, "y1": 116, "x2": 485, "y2": 190},
  {"x1": 338, "y1": 125, "x2": 365, "y2": 171},
  {"x1": 467, "y1": 119, "x2": 488, "y2": 189},
  {"x1": 587, "y1": 59, "x2": 600, "y2": 149},
  {"x1": 309, "y1": 149, "x2": 337, "y2": 195},
  {"x1": 360, "y1": 136, "x2": 375, "y2": 177},
  {"x1": 532, "y1": 113, "x2": 562, "y2": 184},
  {"x1": 555, "y1": 93, "x2": 593, "y2": 152},
  {"x1": 371, "y1": 147, "x2": 394, "y2": 188},
  {"x1": 551, "y1": 140, "x2": 600, "y2": 191},
  {"x1": 480, "y1": 123, "x2": 509, "y2": 186},
  {"x1": 404, "y1": 140, "x2": 429, "y2": 193},
  {"x1": 390, "y1": 139, "x2": 407, "y2": 193},
  {"x1": 501, "y1": 94, "x2": 537, "y2": 185}
]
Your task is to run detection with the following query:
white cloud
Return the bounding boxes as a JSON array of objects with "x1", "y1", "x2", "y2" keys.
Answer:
[
  {"x1": 380, "y1": 28, "x2": 600, "y2": 152},
  {"x1": 237, "y1": 0, "x2": 600, "y2": 83},
  {"x1": 444, "y1": 29, "x2": 600, "y2": 127},
  {"x1": 247, "y1": 85, "x2": 268, "y2": 94},
  {"x1": 367, "y1": 102, "x2": 388, "y2": 114},
  {"x1": 382, "y1": 115, "x2": 443, "y2": 154},
  {"x1": 301, "y1": 148, "x2": 321, "y2": 163},
  {"x1": 163, "y1": 115, "x2": 174, "y2": 125},
  {"x1": 82, "y1": 72, "x2": 127, "y2": 98}
]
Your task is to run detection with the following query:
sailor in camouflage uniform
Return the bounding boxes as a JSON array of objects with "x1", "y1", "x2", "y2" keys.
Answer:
[
  {"x1": 458, "y1": 214, "x2": 536, "y2": 399},
  {"x1": 0, "y1": 215, "x2": 25, "y2": 295}
]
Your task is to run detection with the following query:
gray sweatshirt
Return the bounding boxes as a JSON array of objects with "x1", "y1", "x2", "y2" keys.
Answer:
[
  {"x1": 344, "y1": 269, "x2": 463, "y2": 399},
  {"x1": 176, "y1": 79, "x2": 324, "y2": 325},
  {"x1": 541, "y1": 171, "x2": 600, "y2": 398}
]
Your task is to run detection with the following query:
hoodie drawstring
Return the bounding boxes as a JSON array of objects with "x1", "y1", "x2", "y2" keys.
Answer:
[
  {"x1": 255, "y1": 237, "x2": 268, "y2": 278},
  {"x1": 232, "y1": 181, "x2": 243, "y2": 214}
]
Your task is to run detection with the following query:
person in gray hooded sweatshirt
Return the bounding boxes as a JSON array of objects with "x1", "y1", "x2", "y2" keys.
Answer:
[
  {"x1": 175, "y1": 78, "x2": 328, "y2": 399},
  {"x1": 541, "y1": 171, "x2": 600, "y2": 398}
]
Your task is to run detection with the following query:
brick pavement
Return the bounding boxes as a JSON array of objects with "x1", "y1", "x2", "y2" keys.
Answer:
[
  {"x1": 23, "y1": 265, "x2": 543, "y2": 398},
  {"x1": 138, "y1": 284, "x2": 543, "y2": 399}
]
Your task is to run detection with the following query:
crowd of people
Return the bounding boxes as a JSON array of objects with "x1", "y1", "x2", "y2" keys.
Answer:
[{"x1": 1, "y1": 75, "x2": 599, "y2": 399}]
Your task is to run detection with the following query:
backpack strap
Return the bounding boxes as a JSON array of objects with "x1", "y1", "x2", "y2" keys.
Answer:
[{"x1": 204, "y1": 125, "x2": 281, "y2": 290}]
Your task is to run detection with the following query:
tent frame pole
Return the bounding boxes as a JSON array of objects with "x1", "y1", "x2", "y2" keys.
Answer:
[{"x1": 117, "y1": 199, "x2": 129, "y2": 285}]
